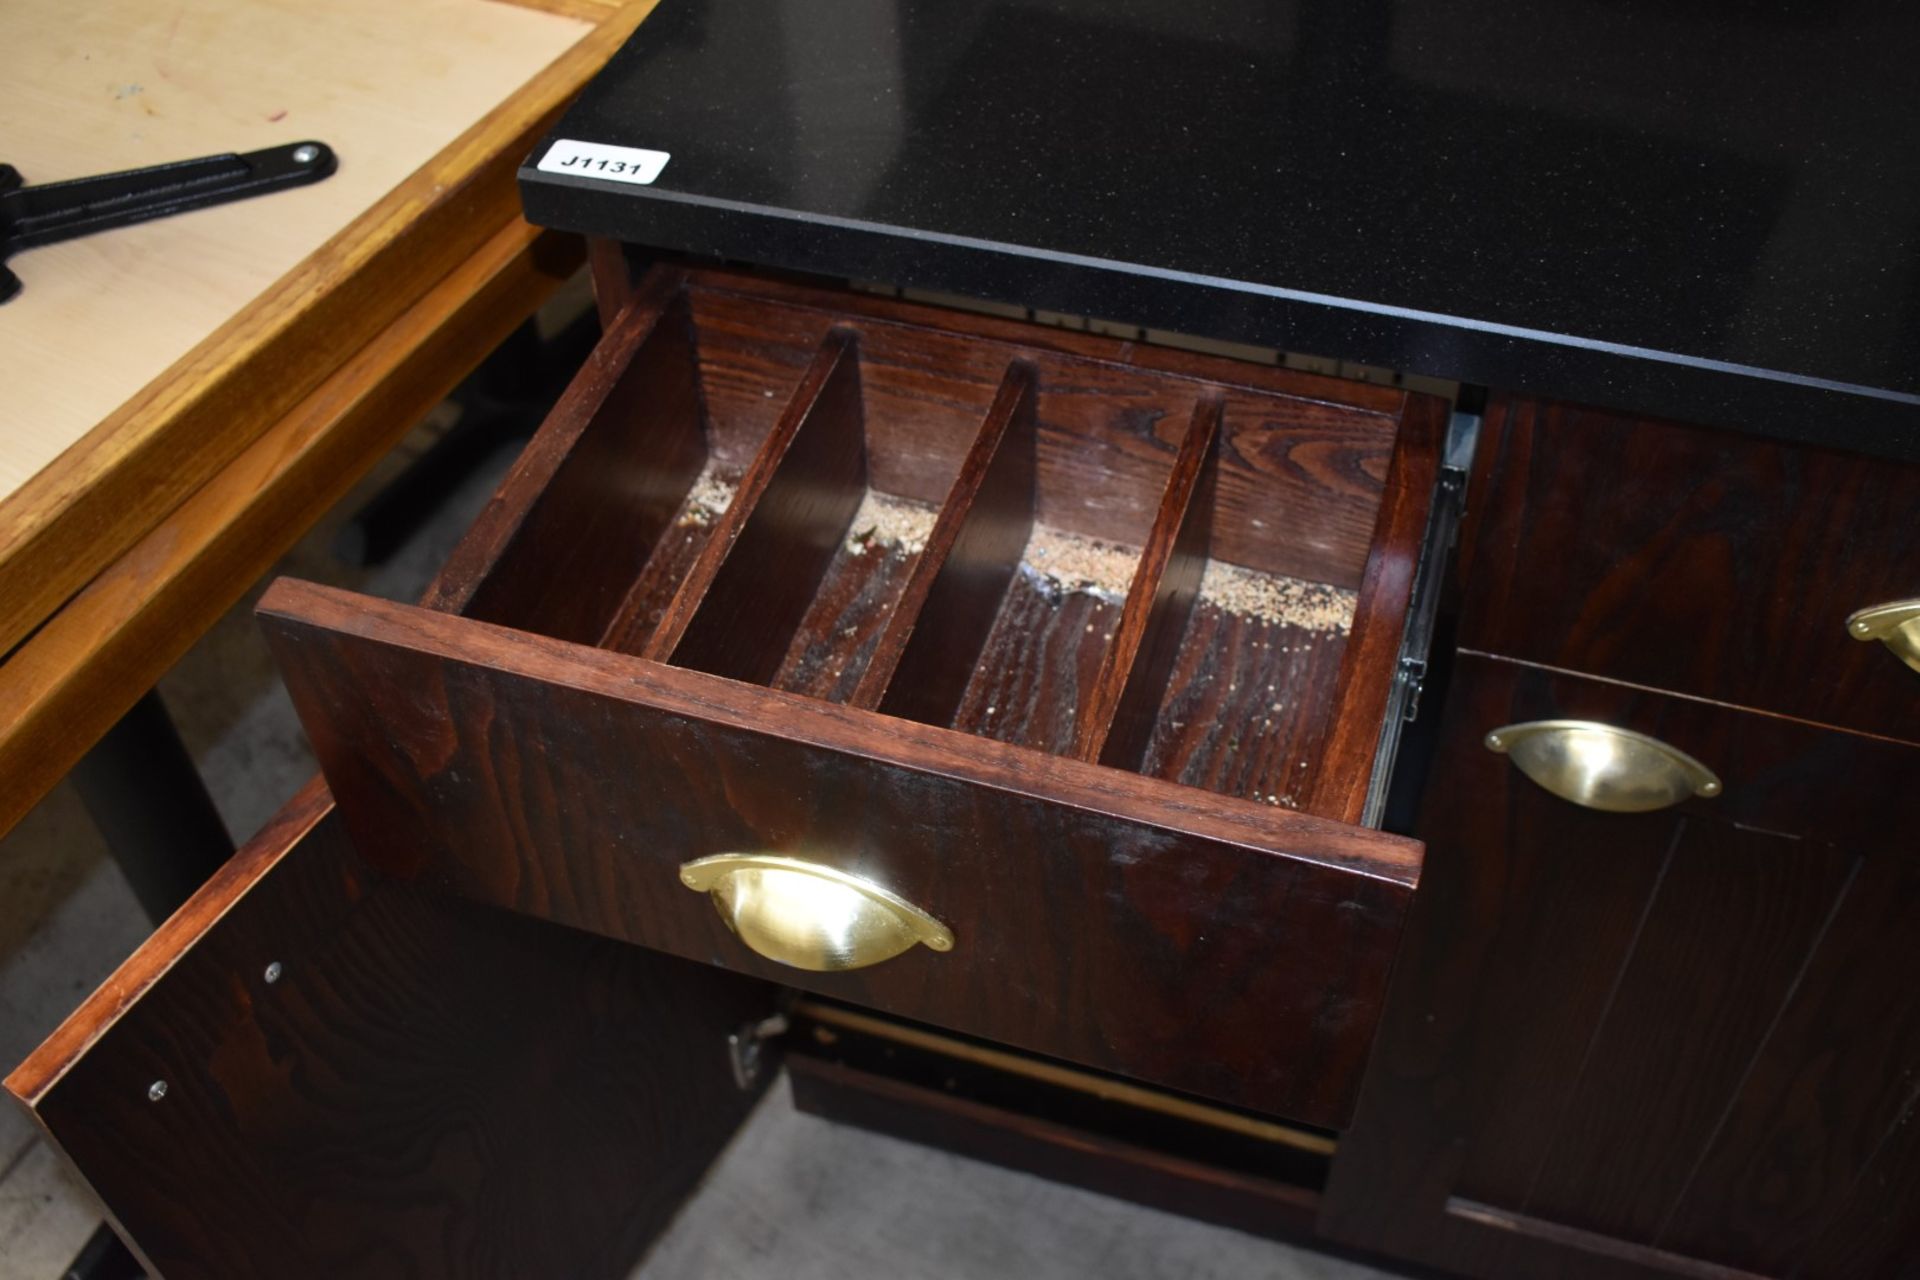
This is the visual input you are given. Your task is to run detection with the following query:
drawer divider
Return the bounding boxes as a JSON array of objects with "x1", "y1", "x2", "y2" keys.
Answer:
[
  {"x1": 603, "y1": 329, "x2": 869, "y2": 682},
  {"x1": 435, "y1": 278, "x2": 706, "y2": 644},
  {"x1": 1074, "y1": 394, "x2": 1223, "y2": 767},
  {"x1": 859, "y1": 361, "x2": 1039, "y2": 720}
]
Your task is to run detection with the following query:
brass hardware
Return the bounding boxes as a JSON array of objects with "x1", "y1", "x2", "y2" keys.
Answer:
[
  {"x1": 792, "y1": 998, "x2": 1338, "y2": 1156},
  {"x1": 1847, "y1": 599, "x2": 1920, "y2": 674},
  {"x1": 679, "y1": 854, "x2": 954, "y2": 972},
  {"x1": 1485, "y1": 720, "x2": 1721, "y2": 813}
]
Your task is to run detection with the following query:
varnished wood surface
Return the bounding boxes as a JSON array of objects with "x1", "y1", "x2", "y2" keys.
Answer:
[
  {"x1": 1305, "y1": 394, "x2": 1446, "y2": 825},
  {"x1": 259, "y1": 579, "x2": 1421, "y2": 1127},
  {"x1": 1322, "y1": 653, "x2": 1920, "y2": 1279},
  {"x1": 0, "y1": 221, "x2": 581, "y2": 840},
  {"x1": 0, "y1": 0, "x2": 649, "y2": 661},
  {"x1": 1079, "y1": 397, "x2": 1222, "y2": 763},
  {"x1": 460, "y1": 289, "x2": 707, "y2": 646},
  {"x1": 9, "y1": 790, "x2": 774, "y2": 1280},
  {"x1": 1460, "y1": 395, "x2": 1920, "y2": 745},
  {"x1": 409, "y1": 264, "x2": 1443, "y2": 823},
  {"x1": 862, "y1": 365, "x2": 1039, "y2": 715},
  {"x1": 657, "y1": 333, "x2": 869, "y2": 683}
]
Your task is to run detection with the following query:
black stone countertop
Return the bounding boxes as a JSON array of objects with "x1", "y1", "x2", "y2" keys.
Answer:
[{"x1": 521, "y1": 0, "x2": 1920, "y2": 461}]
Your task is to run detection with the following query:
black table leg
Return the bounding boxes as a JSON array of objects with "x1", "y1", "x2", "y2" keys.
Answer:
[{"x1": 68, "y1": 689, "x2": 233, "y2": 924}]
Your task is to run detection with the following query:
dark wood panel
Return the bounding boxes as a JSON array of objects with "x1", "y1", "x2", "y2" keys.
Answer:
[
  {"x1": 1079, "y1": 395, "x2": 1222, "y2": 763},
  {"x1": 1444, "y1": 1201, "x2": 1770, "y2": 1280},
  {"x1": 947, "y1": 574, "x2": 1122, "y2": 756},
  {"x1": 626, "y1": 330, "x2": 868, "y2": 675},
  {"x1": 259, "y1": 579, "x2": 1422, "y2": 1128},
  {"x1": 1655, "y1": 856, "x2": 1920, "y2": 1273},
  {"x1": 684, "y1": 275, "x2": 1411, "y2": 587},
  {"x1": 1790, "y1": 1089, "x2": 1920, "y2": 1279},
  {"x1": 1135, "y1": 607, "x2": 1352, "y2": 811},
  {"x1": 1521, "y1": 824, "x2": 1855, "y2": 1240},
  {"x1": 425, "y1": 269, "x2": 701, "y2": 644},
  {"x1": 863, "y1": 363, "x2": 1038, "y2": 716},
  {"x1": 8, "y1": 789, "x2": 774, "y2": 1280},
  {"x1": 1323, "y1": 653, "x2": 1920, "y2": 1280},
  {"x1": 1307, "y1": 394, "x2": 1446, "y2": 825},
  {"x1": 1460, "y1": 395, "x2": 1920, "y2": 744}
]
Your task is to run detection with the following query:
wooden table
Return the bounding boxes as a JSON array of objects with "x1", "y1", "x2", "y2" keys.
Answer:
[{"x1": 0, "y1": 0, "x2": 657, "y2": 838}]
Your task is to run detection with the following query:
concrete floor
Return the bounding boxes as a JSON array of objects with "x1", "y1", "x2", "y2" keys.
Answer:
[{"x1": 0, "y1": 391, "x2": 1403, "y2": 1280}]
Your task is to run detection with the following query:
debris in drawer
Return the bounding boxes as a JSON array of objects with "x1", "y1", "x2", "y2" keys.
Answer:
[{"x1": 1198, "y1": 561, "x2": 1356, "y2": 634}]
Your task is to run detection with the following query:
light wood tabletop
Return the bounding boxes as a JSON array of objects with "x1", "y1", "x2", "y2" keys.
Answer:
[{"x1": 0, "y1": 0, "x2": 655, "y2": 836}]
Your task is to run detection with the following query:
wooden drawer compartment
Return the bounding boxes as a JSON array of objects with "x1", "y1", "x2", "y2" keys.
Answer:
[
  {"x1": 1460, "y1": 395, "x2": 1920, "y2": 743},
  {"x1": 258, "y1": 267, "x2": 1448, "y2": 1127}
]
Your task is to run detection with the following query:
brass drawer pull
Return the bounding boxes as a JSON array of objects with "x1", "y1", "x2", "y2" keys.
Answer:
[
  {"x1": 1484, "y1": 720, "x2": 1721, "y2": 813},
  {"x1": 679, "y1": 854, "x2": 954, "y2": 972},
  {"x1": 1847, "y1": 600, "x2": 1920, "y2": 674}
]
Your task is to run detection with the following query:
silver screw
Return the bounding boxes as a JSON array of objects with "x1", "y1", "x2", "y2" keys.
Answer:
[
  {"x1": 292, "y1": 144, "x2": 320, "y2": 165},
  {"x1": 147, "y1": 1080, "x2": 168, "y2": 1102},
  {"x1": 264, "y1": 961, "x2": 283, "y2": 984}
]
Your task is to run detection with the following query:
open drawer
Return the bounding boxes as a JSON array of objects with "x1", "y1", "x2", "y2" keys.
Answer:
[{"x1": 259, "y1": 267, "x2": 1451, "y2": 1128}]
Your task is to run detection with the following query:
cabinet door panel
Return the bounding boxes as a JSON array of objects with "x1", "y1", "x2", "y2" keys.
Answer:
[
  {"x1": 6, "y1": 785, "x2": 776, "y2": 1280},
  {"x1": 1656, "y1": 852, "x2": 1920, "y2": 1273},
  {"x1": 1322, "y1": 654, "x2": 1920, "y2": 1280}
]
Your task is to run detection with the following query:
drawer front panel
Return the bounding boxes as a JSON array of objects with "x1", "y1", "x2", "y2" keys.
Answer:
[
  {"x1": 261, "y1": 580, "x2": 1421, "y2": 1129},
  {"x1": 1460, "y1": 396, "x2": 1920, "y2": 743}
]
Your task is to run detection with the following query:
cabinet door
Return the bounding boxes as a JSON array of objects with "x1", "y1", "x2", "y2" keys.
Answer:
[
  {"x1": 1321, "y1": 654, "x2": 1920, "y2": 1280},
  {"x1": 5, "y1": 782, "x2": 779, "y2": 1280}
]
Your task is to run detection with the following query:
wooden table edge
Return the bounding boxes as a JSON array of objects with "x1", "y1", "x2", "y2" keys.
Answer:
[
  {"x1": 0, "y1": 0, "x2": 656, "y2": 659},
  {"x1": 0, "y1": 218, "x2": 584, "y2": 839}
]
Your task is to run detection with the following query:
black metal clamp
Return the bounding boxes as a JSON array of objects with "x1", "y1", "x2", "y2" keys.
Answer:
[{"x1": 0, "y1": 140, "x2": 337, "y2": 302}]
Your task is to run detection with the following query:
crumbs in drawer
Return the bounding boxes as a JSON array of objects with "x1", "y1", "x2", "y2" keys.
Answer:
[
  {"x1": 678, "y1": 462, "x2": 738, "y2": 527},
  {"x1": 844, "y1": 489, "x2": 939, "y2": 556},
  {"x1": 1200, "y1": 562, "x2": 1355, "y2": 634}
]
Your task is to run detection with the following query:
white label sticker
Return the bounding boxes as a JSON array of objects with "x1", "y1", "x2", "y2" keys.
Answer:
[{"x1": 536, "y1": 139, "x2": 670, "y2": 186}]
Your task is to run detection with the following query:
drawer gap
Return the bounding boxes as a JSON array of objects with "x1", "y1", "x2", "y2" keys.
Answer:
[
  {"x1": 1077, "y1": 394, "x2": 1223, "y2": 765},
  {"x1": 860, "y1": 362, "x2": 1039, "y2": 716},
  {"x1": 446, "y1": 285, "x2": 714, "y2": 646},
  {"x1": 880, "y1": 369, "x2": 1199, "y2": 757},
  {"x1": 615, "y1": 330, "x2": 869, "y2": 681}
]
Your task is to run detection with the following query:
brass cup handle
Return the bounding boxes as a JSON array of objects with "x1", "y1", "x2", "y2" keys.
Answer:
[
  {"x1": 1485, "y1": 720, "x2": 1722, "y2": 813},
  {"x1": 1847, "y1": 600, "x2": 1920, "y2": 675},
  {"x1": 679, "y1": 853, "x2": 954, "y2": 972}
]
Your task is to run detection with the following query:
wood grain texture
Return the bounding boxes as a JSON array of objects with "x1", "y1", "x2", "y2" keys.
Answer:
[
  {"x1": 0, "y1": 0, "x2": 643, "y2": 659},
  {"x1": 604, "y1": 330, "x2": 853, "y2": 659},
  {"x1": 658, "y1": 333, "x2": 870, "y2": 683},
  {"x1": 258, "y1": 579, "x2": 1421, "y2": 1128},
  {"x1": 1078, "y1": 396, "x2": 1222, "y2": 763},
  {"x1": 1322, "y1": 652, "x2": 1920, "y2": 1280},
  {"x1": 948, "y1": 576, "x2": 1124, "y2": 756},
  {"x1": 1653, "y1": 854, "x2": 1920, "y2": 1273},
  {"x1": 1521, "y1": 824, "x2": 1854, "y2": 1241},
  {"x1": 862, "y1": 363, "x2": 1038, "y2": 714},
  {"x1": 1460, "y1": 395, "x2": 1920, "y2": 745},
  {"x1": 681, "y1": 275, "x2": 1410, "y2": 585},
  {"x1": 9, "y1": 795, "x2": 775, "y2": 1280},
  {"x1": 0, "y1": 221, "x2": 580, "y2": 841},
  {"x1": 460, "y1": 290, "x2": 708, "y2": 646},
  {"x1": 1305, "y1": 392, "x2": 1445, "y2": 825},
  {"x1": 1136, "y1": 611, "x2": 1352, "y2": 811}
]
